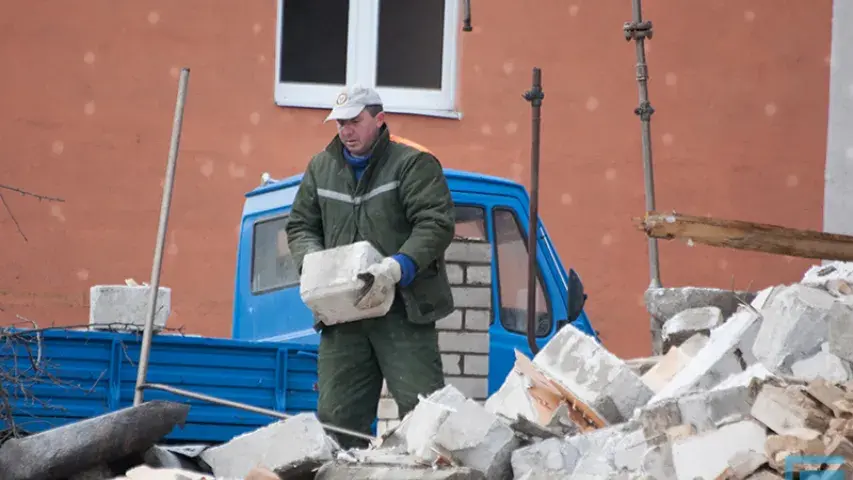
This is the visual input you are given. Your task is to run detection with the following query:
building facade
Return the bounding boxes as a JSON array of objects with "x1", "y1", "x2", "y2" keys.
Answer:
[{"x1": 0, "y1": 0, "x2": 836, "y2": 357}]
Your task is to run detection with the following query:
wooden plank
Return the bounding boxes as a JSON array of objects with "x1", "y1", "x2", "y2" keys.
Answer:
[{"x1": 638, "y1": 211, "x2": 853, "y2": 262}]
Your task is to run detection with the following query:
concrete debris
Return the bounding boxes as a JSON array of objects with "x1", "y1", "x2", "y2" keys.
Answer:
[
  {"x1": 13, "y1": 262, "x2": 853, "y2": 480},
  {"x1": 661, "y1": 306, "x2": 724, "y2": 349},
  {"x1": 89, "y1": 284, "x2": 171, "y2": 332},
  {"x1": 199, "y1": 412, "x2": 338, "y2": 478}
]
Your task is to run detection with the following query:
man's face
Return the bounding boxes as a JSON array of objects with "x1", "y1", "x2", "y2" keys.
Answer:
[{"x1": 337, "y1": 109, "x2": 384, "y2": 156}]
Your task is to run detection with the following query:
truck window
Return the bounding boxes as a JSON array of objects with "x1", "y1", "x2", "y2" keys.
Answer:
[
  {"x1": 493, "y1": 208, "x2": 552, "y2": 337},
  {"x1": 251, "y1": 215, "x2": 300, "y2": 294},
  {"x1": 454, "y1": 205, "x2": 486, "y2": 240}
]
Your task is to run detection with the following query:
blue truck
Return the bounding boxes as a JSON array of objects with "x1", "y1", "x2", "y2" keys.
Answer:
[{"x1": 3, "y1": 167, "x2": 598, "y2": 443}]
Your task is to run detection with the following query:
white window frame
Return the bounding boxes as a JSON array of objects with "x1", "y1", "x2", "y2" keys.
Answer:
[{"x1": 273, "y1": 0, "x2": 462, "y2": 119}]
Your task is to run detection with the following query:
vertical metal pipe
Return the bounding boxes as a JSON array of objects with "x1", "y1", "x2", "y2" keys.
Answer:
[
  {"x1": 463, "y1": 0, "x2": 472, "y2": 31},
  {"x1": 523, "y1": 68, "x2": 544, "y2": 356},
  {"x1": 134, "y1": 68, "x2": 190, "y2": 406},
  {"x1": 625, "y1": 0, "x2": 663, "y2": 353}
]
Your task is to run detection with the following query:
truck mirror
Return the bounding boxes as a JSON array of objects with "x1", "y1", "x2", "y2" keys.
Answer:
[{"x1": 566, "y1": 268, "x2": 586, "y2": 323}]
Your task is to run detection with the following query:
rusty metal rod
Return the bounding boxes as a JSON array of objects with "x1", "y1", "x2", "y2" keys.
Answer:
[
  {"x1": 624, "y1": 0, "x2": 664, "y2": 355},
  {"x1": 463, "y1": 0, "x2": 472, "y2": 31},
  {"x1": 523, "y1": 68, "x2": 544, "y2": 356},
  {"x1": 140, "y1": 383, "x2": 377, "y2": 442},
  {"x1": 134, "y1": 68, "x2": 190, "y2": 405}
]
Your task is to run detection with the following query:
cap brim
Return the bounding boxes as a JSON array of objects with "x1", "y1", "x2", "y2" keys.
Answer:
[{"x1": 324, "y1": 105, "x2": 366, "y2": 123}]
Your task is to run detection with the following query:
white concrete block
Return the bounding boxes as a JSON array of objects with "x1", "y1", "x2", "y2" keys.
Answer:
[
  {"x1": 751, "y1": 284, "x2": 838, "y2": 372},
  {"x1": 712, "y1": 363, "x2": 777, "y2": 392},
  {"x1": 89, "y1": 285, "x2": 171, "y2": 331},
  {"x1": 464, "y1": 355, "x2": 489, "y2": 376},
  {"x1": 199, "y1": 412, "x2": 337, "y2": 478},
  {"x1": 801, "y1": 261, "x2": 853, "y2": 289},
  {"x1": 446, "y1": 264, "x2": 464, "y2": 284},
  {"x1": 671, "y1": 420, "x2": 767, "y2": 480},
  {"x1": 445, "y1": 376, "x2": 488, "y2": 399},
  {"x1": 791, "y1": 342, "x2": 852, "y2": 382},
  {"x1": 828, "y1": 301, "x2": 853, "y2": 363},
  {"x1": 511, "y1": 438, "x2": 580, "y2": 478},
  {"x1": 641, "y1": 333, "x2": 709, "y2": 393},
  {"x1": 662, "y1": 306, "x2": 724, "y2": 347},
  {"x1": 436, "y1": 311, "x2": 463, "y2": 330},
  {"x1": 483, "y1": 370, "x2": 540, "y2": 423},
  {"x1": 441, "y1": 354, "x2": 462, "y2": 375},
  {"x1": 465, "y1": 310, "x2": 491, "y2": 331},
  {"x1": 439, "y1": 331, "x2": 489, "y2": 354},
  {"x1": 299, "y1": 241, "x2": 391, "y2": 325},
  {"x1": 532, "y1": 322, "x2": 654, "y2": 423},
  {"x1": 650, "y1": 306, "x2": 760, "y2": 402},
  {"x1": 432, "y1": 398, "x2": 520, "y2": 479}
]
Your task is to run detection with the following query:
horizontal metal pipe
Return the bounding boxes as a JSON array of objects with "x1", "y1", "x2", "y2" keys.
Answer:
[{"x1": 140, "y1": 383, "x2": 376, "y2": 442}]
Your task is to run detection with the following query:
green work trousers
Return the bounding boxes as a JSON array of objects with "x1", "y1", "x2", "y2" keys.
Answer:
[{"x1": 316, "y1": 309, "x2": 445, "y2": 449}]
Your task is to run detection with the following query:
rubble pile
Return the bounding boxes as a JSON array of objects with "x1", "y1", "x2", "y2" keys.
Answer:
[{"x1": 4, "y1": 261, "x2": 853, "y2": 479}]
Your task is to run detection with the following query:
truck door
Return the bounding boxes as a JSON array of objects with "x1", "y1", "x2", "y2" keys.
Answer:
[
  {"x1": 487, "y1": 198, "x2": 569, "y2": 392},
  {"x1": 234, "y1": 208, "x2": 318, "y2": 343},
  {"x1": 450, "y1": 193, "x2": 567, "y2": 395}
]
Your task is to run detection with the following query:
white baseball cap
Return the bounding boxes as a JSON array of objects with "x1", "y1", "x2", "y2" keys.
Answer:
[{"x1": 324, "y1": 85, "x2": 384, "y2": 123}]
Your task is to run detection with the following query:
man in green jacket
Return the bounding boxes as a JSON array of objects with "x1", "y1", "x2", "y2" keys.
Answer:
[{"x1": 285, "y1": 85, "x2": 456, "y2": 448}]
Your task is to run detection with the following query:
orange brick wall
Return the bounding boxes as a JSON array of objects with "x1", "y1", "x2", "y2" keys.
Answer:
[{"x1": 0, "y1": 0, "x2": 832, "y2": 357}]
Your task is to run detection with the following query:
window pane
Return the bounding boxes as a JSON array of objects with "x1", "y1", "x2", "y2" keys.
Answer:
[
  {"x1": 376, "y1": 0, "x2": 444, "y2": 89},
  {"x1": 454, "y1": 206, "x2": 486, "y2": 241},
  {"x1": 493, "y1": 209, "x2": 551, "y2": 337},
  {"x1": 279, "y1": 0, "x2": 349, "y2": 84},
  {"x1": 252, "y1": 216, "x2": 300, "y2": 293}
]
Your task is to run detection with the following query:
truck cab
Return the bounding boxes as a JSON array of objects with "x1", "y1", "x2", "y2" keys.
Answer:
[{"x1": 233, "y1": 168, "x2": 599, "y2": 394}]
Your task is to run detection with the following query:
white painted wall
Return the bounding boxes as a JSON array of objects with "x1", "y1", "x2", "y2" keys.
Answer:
[{"x1": 824, "y1": 0, "x2": 853, "y2": 235}]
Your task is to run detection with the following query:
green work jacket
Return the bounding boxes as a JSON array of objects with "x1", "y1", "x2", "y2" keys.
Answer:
[{"x1": 285, "y1": 126, "x2": 456, "y2": 327}]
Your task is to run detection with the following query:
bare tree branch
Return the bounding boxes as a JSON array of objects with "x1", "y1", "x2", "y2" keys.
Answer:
[
  {"x1": 0, "y1": 184, "x2": 65, "y2": 243},
  {"x1": 0, "y1": 192, "x2": 27, "y2": 242},
  {"x1": 0, "y1": 184, "x2": 65, "y2": 203},
  {"x1": 0, "y1": 317, "x2": 186, "y2": 444}
]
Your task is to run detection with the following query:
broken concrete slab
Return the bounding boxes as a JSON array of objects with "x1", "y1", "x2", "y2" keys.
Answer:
[
  {"x1": 483, "y1": 369, "x2": 541, "y2": 425},
  {"x1": 725, "y1": 450, "x2": 768, "y2": 479},
  {"x1": 801, "y1": 261, "x2": 853, "y2": 290},
  {"x1": 395, "y1": 385, "x2": 468, "y2": 460},
  {"x1": 391, "y1": 385, "x2": 518, "y2": 478},
  {"x1": 314, "y1": 463, "x2": 487, "y2": 479},
  {"x1": 0, "y1": 400, "x2": 189, "y2": 480},
  {"x1": 751, "y1": 284, "x2": 840, "y2": 372},
  {"x1": 750, "y1": 383, "x2": 831, "y2": 434},
  {"x1": 89, "y1": 284, "x2": 171, "y2": 331},
  {"x1": 661, "y1": 306, "x2": 724, "y2": 349},
  {"x1": 649, "y1": 305, "x2": 761, "y2": 402},
  {"x1": 791, "y1": 342, "x2": 852, "y2": 382},
  {"x1": 645, "y1": 286, "x2": 756, "y2": 326},
  {"x1": 671, "y1": 419, "x2": 767, "y2": 480},
  {"x1": 199, "y1": 412, "x2": 337, "y2": 478},
  {"x1": 559, "y1": 421, "x2": 649, "y2": 478},
  {"x1": 510, "y1": 438, "x2": 580, "y2": 478},
  {"x1": 828, "y1": 301, "x2": 853, "y2": 363},
  {"x1": 712, "y1": 363, "x2": 777, "y2": 392},
  {"x1": 532, "y1": 323, "x2": 654, "y2": 423},
  {"x1": 638, "y1": 383, "x2": 760, "y2": 441},
  {"x1": 641, "y1": 333, "x2": 709, "y2": 393},
  {"x1": 431, "y1": 398, "x2": 520, "y2": 479}
]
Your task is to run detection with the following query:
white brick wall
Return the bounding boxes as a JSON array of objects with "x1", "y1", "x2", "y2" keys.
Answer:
[{"x1": 376, "y1": 238, "x2": 493, "y2": 436}]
